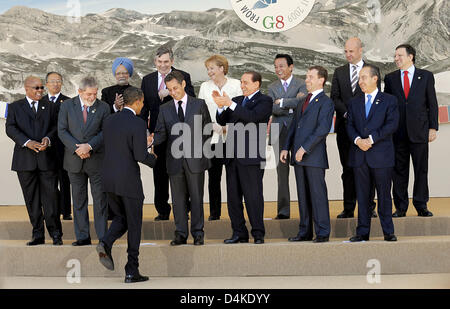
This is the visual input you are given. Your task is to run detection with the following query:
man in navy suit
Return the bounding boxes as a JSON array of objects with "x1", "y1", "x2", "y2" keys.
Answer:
[
  {"x1": 97, "y1": 87, "x2": 156, "y2": 283},
  {"x1": 214, "y1": 71, "x2": 272, "y2": 244},
  {"x1": 384, "y1": 44, "x2": 438, "y2": 218},
  {"x1": 347, "y1": 65, "x2": 399, "y2": 242},
  {"x1": 281, "y1": 66, "x2": 334, "y2": 243}
]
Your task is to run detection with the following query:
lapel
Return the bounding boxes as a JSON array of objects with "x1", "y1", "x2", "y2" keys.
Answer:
[
  {"x1": 184, "y1": 96, "x2": 195, "y2": 123},
  {"x1": 394, "y1": 70, "x2": 406, "y2": 100},
  {"x1": 244, "y1": 91, "x2": 260, "y2": 110},
  {"x1": 409, "y1": 68, "x2": 421, "y2": 98},
  {"x1": 20, "y1": 98, "x2": 36, "y2": 120},
  {"x1": 84, "y1": 99, "x2": 99, "y2": 132},
  {"x1": 365, "y1": 92, "x2": 382, "y2": 122},
  {"x1": 73, "y1": 96, "x2": 86, "y2": 129},
  {"x1": 286, "y1": 77, "x2": 299, "y2": 96},
  {"x1": 169, "y1": 99, "x2": 179, "y2": 123},
  {"x1": 151, "y1": 71, "x2": 159, "y2": 94},
  {"x1": 343, "y1": 64, "x2": 353, "y2": 95},
  {"x1": 35, "y1": 99, "x2": 47, "y2": 120},
  {"x1": 302, "y1": 91, "x2": 324, "y2": 116}
]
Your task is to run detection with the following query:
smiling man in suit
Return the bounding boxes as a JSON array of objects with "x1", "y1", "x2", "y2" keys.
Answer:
[
  {"x1": 58, "y1": 76, "x2": 110, "y2": 246},
  {"x1": 347, "y1": 65, "x2": 399, "y2": 242},
  {"x1": 6, "y1": 76, "x2": 63, "y2": 246},
  {"x1": 384, "y1": 44, "x2": 438, "y2": 218},
  {"x1": 268, "y1": 54, "x2": 307, "y2": 220},
  {"x1": 281, "y1": 66, "x2": 334, "y2": 243},
  {"x1": 141, "y1": 46, "x2": 196, "y2": 221}
]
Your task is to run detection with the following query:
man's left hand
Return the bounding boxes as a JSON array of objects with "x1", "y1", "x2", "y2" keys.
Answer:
[{"x1": 429, "y1": 129, "x2": 437, "y2": 142}]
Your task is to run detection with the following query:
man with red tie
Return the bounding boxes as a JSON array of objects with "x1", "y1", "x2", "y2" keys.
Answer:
[{"x1": 384, "y1": 44, "x2": 439, "y2": 218}]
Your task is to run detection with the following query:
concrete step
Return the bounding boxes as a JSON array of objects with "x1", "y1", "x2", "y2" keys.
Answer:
[
  {"x1": 1, "y1": 236, "x2": 449, "y2": 277},
  {"x1": 1, "y1": 217, "x2": 450, "y2": 240}
]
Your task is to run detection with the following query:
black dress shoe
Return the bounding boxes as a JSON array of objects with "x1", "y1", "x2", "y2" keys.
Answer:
[
  {"x1": 371, "y1": 210, "x2": 378, "y2": 218},
  {"x1": 125, "y1": 273, "x2": 149, "y2": 283},
  {"x1": 96, "y1": 241, "x2": 114, "y2": 270},
  {"x1": 72, "y1": 238, "x2": 92, "y2": 246},
  {"x1": 392, "y1": 210, "x2": 406, "y2": 217},
  {"x1": 418, "y1": 209, "x2": 433, "y2": 217},
  {"x1": 254, "y1": 238, "x2": 264, "y2": 244},
  {"x1": 384, "y1": 234, "x2": 397, "y2": 241},
  {"x1": 62, "y1": 214, "x2": 72, "y2": 220},
  {"x1": 154, "y1": 215, "x2": 169, "y2": 221},
  {"x1": 313, "y1": 236, "x2": 329, "y2": 243},
  {"x1": 170, "y1": 236, "x2": 187, "y2": 246},
  {"x1": 337, "y1": 211, "x2": 354, "y2": 218},
  {"x1": 193, "y1": 235, "x2": 204, "y2": 246},
  {"x1": 274, "y1": 214, "x2": 289, "y2": 220},
  {"x1": 288, "y1": 236, "x2": 312, "y2": 242},
  {"x1": 27, "y1": 238, "x2": 45, "y2": 246},
  {"x1": 53, "y1": 237, "x2": 63, "y2": 246},
  {"x1": 208, "y1": 216, "x2": 220, "y2": 221},
  {"x1": 350, "y1": 235, "x2": 369, "y2": 242},
  {"x1": 224, "y1": 236, "x2": 249, "y2": 244}
]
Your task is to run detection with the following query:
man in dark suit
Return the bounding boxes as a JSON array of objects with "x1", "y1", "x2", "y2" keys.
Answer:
[
  {"x1": 141, "y1": 46, "x2": 195, "y2": 221},
  {"x1": 281, "y1": 66, "x2": 334, "y2": 243},
  {"x1": 97, "y1": 87, "x2": 156, "y2": 283},
  {"x1": 101, "y1": 57, "x2": 134, "y2": 113},
  {"x1": 6, "y1": 76, "x2": 63, "y2": 246},
  {"x1": 152, "y1": 71, "x2": 211, "y2": 246},
  {"x1": 58, "y1": 76, "x2": 110, "y2": 246},
  {"x1": 347, "y1": 65, "x2": 399, "y2": 242},
  {"x1": 41, "y1": 72, "x2": 72, "y2": 221},
  {"x1": 214, "y1": 71, "x2": 272, "y2": 244},
  {"x1": 268, "y1": 54, "x2": 307, "y2": 219},
  {"x1": 331, "y1": 37, "x2": 378, "y2": 219},
  {"x1": 384, "y1": 44, "x2": 438, "y2": 218}
]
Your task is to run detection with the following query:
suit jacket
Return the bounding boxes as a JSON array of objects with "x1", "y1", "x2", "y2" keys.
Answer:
[
  {"x1": 40, "y1": 93, "x2": 71, "y2": 166},
  {"x1": 100, "y1": 84, "x2": 132, "y2": 114},
  {"x1": 101, "y1": 108, "x2": 156, "y2": 200},
  {"x1": 331, "y1": 61, "x2": 381, "y2": 131},
  {"x1": 6, "y1": 98, "x2": 58, "y2": 172},
  {"x1": 140, "y1": 67, "x2": 195, "y2": 133},
  {"x1": 384, "y1": 67, "x2": 439, "y2": 143},
  {"x1": 216, "y1": 91, "x2": 272, "y2": 166},
  {"x1": 268, "y1": 76, "x2": 307, "y2": 142},
  {"x1": 57, "y1": 96, "x2": 111, "y2": 173},
  {"x1": 283, "y1": 91, "x2": 334, "y2": 169},
  {"x1": 153, "y1": 95, "x2": 212, "y2": 176},
  {"x1": 346, "y1": 92, "x2": 399, "y2": 168}
]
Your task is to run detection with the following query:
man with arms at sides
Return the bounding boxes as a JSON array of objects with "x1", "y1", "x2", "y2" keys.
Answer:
[
  {"x1": 268, "y1": 54, "x2": 307, "y2": 220},
  {"x1": 41, "y1": 72, "x2": 72, "y2": 221},
  {"x1": 347, "y1": 65, "x2": 399, "y2": 242},
  {"x1": 331, "y1": 37, "x2": 378, "y2": 219},
  {"x1": 6, "y1": 76, "x2": 63, "y2": 246},
  {"x1": 214, "y1": 71, "x2": 272, "y2": 244},
  {"x1": 58, "y1": 76, "x2": 110, "y2": 246},
  {"x1": 198, "y1": 54, "x2": 242, "y2": 221},
  {"x1": 141, "y1": 46, "x2": 195, "y2": 221},
  {"x1": 97, "y1": 87, "x2": 157, "y2": 283},
  {"x1": 281, "y1": 66, "x2": 334, "y2": 243},
  {"x1": 384, "y1": 44, "x2": 438, "y2": 218},
  {"x1": 152, "y1": 71, "x2": 211, "y2": 246},
  {"x1": 101, "y1": 57, "x2": 134, "y2": 113}
]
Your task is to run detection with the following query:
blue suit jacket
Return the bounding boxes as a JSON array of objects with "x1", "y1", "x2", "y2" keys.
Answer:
[
  {"x1": 346, "y1": 92, "x2": 399, "y2": 168},
  {"x1": 283, "y1": 91, "x2": 334, "y2": 169}
]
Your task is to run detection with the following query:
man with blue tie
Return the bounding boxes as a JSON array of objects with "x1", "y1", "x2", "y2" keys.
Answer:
[
  {"x1": 347, "y1": 65, "x2": 399, "y2": 242},
  {"x1": 280, "y1": 66, "x2": 334, "y2": 243}
]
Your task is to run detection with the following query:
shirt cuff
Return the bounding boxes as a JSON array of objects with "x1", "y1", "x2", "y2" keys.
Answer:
[
  {"x1": 88, "y1": 144, "x2": 92, "y2": 151},
  {"x1": 44, "y1": 137, "x2": 51, "y2": 147},
  {"x1": 354, "y1": 136, "x2": 361, "y2": 145},
  {"x1": 23, "y1": 139, "x2": 31, "y2": 147},
  {"x1": 113, "y1": 104, "x2": 119, "y2": 112},
  {"x1": 279, "y1": 98, "x2": 284, "y2": 108},
  {"x1": 229, "y1": 102, "x2": 237, "y2": 111},
  {"x1": 368, "y1": 135, "x2": 374, "y2": 144}
]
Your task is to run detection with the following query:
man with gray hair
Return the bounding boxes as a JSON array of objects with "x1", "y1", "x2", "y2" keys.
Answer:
[{"x1": 58, "y1": 76, "x2": 111, "y2": 246}]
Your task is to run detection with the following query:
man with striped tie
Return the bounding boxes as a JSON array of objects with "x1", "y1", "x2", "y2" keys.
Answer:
[{"x1": 330, "y1": 37, "x2": 380, "y2": 219}]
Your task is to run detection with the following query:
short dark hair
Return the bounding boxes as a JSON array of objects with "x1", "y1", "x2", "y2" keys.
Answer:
[
  {"x1": 123, "y1": 86, "x2": 144, "y2": 106},
  {"x1": 243, "y1": 71, "x2": 262, "y2": 87},
  {"x1": 45, "y1": 72, "x2": 63, "y2": 83},
  {"x1": 308, "y1": 65, "x2": 328, "y2": 86},
  {"x1": 155, "y1": 46, "x2": 174, "y2": 60},
  {"x1": 396, "y1": 44, "x2": 416, "y2": 63},
  {"x1": 164, "y1": 70, "x2": 185, "y2": 85},
  {"x1": 362, "y1": 64, "x2": 381, "y2": 82},
  {"x1": 275, "y1": 54, "x2": 294, "y2": 66}
]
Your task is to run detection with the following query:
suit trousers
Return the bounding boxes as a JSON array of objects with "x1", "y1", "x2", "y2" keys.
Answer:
[
  {"x1": 68, "y1": 167, "x2": 108, "y2": 241},
  {"x1": 225, "y1": 159, "x2": 265, "y2": 239},
  {"x1": 294, "y1": 165, "x2": 330, "y2": 238},
  {"x1": 272, "y1": 124, "x2": 291, "y2": 217},
  {"x1": 153, "y1": 142, "x2": 171, "y2": 216},
  {"x1": 169, "y1": 160, "x2": 205, "y2": 239},
  {"x1": 354, "y1": 163, "x2": 395, "y2": 236},
  {"x1": 392, "y1": 139, "x2": 429, "y2": 212},
  {"x1": 56, "y1": 167, "x2": 72, "y2": 216},
  {"x1": 17, "y1": 170, "x2": 62, "y2": 239},
  {"x1": 102, "y1": 192, "x2": 143, "y2": 276},
  {"x1": 208, "y1": 143, "x2": 224, "y2": 218}
]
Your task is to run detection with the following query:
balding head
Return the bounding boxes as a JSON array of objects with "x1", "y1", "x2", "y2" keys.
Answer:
[
  {"x1": 24, "y1": 76, "x2": 44, "y2": 101},
  {"x1": 344, "y1": 37, "x2": 363, "y2": 65}
]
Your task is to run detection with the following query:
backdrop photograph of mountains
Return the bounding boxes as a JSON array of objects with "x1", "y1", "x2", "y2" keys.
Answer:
[{"x1": 0, "y1": 0, "x2": 448, "y2": 104}]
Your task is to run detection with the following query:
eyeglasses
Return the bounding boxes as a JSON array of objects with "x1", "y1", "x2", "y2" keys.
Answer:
[
  {"x1": 28, "y1": 86, "x2": 45, "y2": 90},
  {"x1": 115, "y1": 72, "x2": 129, "y2": 76},
  {"x1": 47, "y1": 80, "x2": 62, "y2": 84}
]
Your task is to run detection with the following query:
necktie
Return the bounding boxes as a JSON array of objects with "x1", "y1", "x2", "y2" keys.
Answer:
[
  {"x1": 403, "y1": 71, "x2": 410, "y2": 99},
  {"x1": 159, "y1": 74, "x2": 166, "y2": 92},
  {"x1": 242, "y1": 96, "x2": 249, "y2": 107},
  {"x1": 31, "y1": 101, "x2": 37, "y2": 114},
  {"x1": 351, "y1": 65, "x2": 358, "y2": 93},
  {"x1": 83, "y1": 105, "x2": 88, "y2": 123},
  {"x1": 365, "y1": 94, "x2": 372, "y2": 118},
  {"x1": 283, "y1": 81, "x2": 288, "y2": 92},
  {"x1": 302, "y1": 93, "x2": 312, "y2": 114},
  {"x1": 177, "y1": 101, "x2": 184, "y2": 122},
  {"x1": 50, "y1": 96, "x2": 56, "y2": 103}
]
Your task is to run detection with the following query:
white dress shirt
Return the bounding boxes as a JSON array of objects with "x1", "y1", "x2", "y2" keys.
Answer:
[
  {"x1": 278, "y1": 74, "x2": 294, "y2": 112},
  {"x1": 400, "y1": 65, "x2": 415, "y2": 90},
  {"x1": 349, "y1": 59, "x2": 364, "y2": 83}
]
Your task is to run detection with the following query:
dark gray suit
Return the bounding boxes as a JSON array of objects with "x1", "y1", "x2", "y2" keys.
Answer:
[
  {"x1": 58, "y1": 96, "x2": 110, "y2": 241},
  {"x1": 268, "y1": 76, "x2": 307, "y2": 217},
  {"x1": 153, "y1": 96, "x2": 212, "y2": 240}
]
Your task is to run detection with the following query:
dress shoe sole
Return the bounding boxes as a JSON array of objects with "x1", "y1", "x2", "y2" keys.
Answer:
[
  {"x1": 96, "y1": 244, "x2": 114, "y2": 271},
  {"x1": 125, "y1": 277, "x2": 149, "y2": 283},
  {"x1": 27, "y1": 240, "x2": 45, "y2": 246}
]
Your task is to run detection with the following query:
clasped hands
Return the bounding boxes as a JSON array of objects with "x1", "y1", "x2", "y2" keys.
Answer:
[
  {"x1": 26, "y1": 137, "x2": 50, "y2": 153},
  {"x1": 356, "y1": 138, "x2": 372, "y2": 152},
  {"x1": 147, "y1": 133, "x2": 157, "y2": 158},
  {"x1": 75, "y1": 143, "x2": 91, "y2": 159}
]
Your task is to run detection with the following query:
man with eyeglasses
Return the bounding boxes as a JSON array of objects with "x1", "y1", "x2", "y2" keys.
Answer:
[
  {"x1": 101, "y1": 57, "x2": 134, "y2": 113},
  {"x1": 6, "y1": 76, "x2": 63, "y2": 246},
  {"x1": 41, "y1": 72, "x2": 72, "y2": 221}
]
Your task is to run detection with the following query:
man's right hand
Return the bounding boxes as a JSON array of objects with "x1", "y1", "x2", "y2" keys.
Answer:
[
  {"x1": 280, "y1": 150, "x2": 289, "y2": 164},
  {"x1": 26, "y1": 140, "x2": 42, "y2": 153},
  {"x1": 114, "y1": 93, "x2": 124, "y2": 111},
  {"x1": 158, "y1": 89, "x2": 170, "y2": 101},
  {"x1": 356, "y1": 138, "x2": 372, "y2": 151}
]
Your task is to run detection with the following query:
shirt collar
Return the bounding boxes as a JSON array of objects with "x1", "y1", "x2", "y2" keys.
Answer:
[
  {"x1": 123, "y1": 106, "x2": 136, "y2": 115},
  {"x1": 246, "y1": 90, "x2": 260, "y2": 100},
  {"x1": 309, "y1": 89, "x2": 323, "y2": 102},
  {"x1": 365, "y1": 88, "x2": 379, "y2": 102},
  {"x1": 26, "y1": 96, "x2": 37, "y2": 105},
  {"x1": 280, "y1": 75, "x2": 293, "y2": 86},
  {"x1": 158, "y1": 69, "x2": 172, "y2": 78},
  {"x1": 48, "y1": 93, "x2": 60, "y2": 101},
  {"x1": 401, "y1": 65, "x2": 415, "y2": 76},
  {"x1": 174, "y1": 93, "x2": 188, "y2": 106},
  {"x1": 79, "y1": 95, "x2": 91, "y2": 108},
  {"x1": 350, "y1": 59, "x2": 364, "y2": 70}
]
